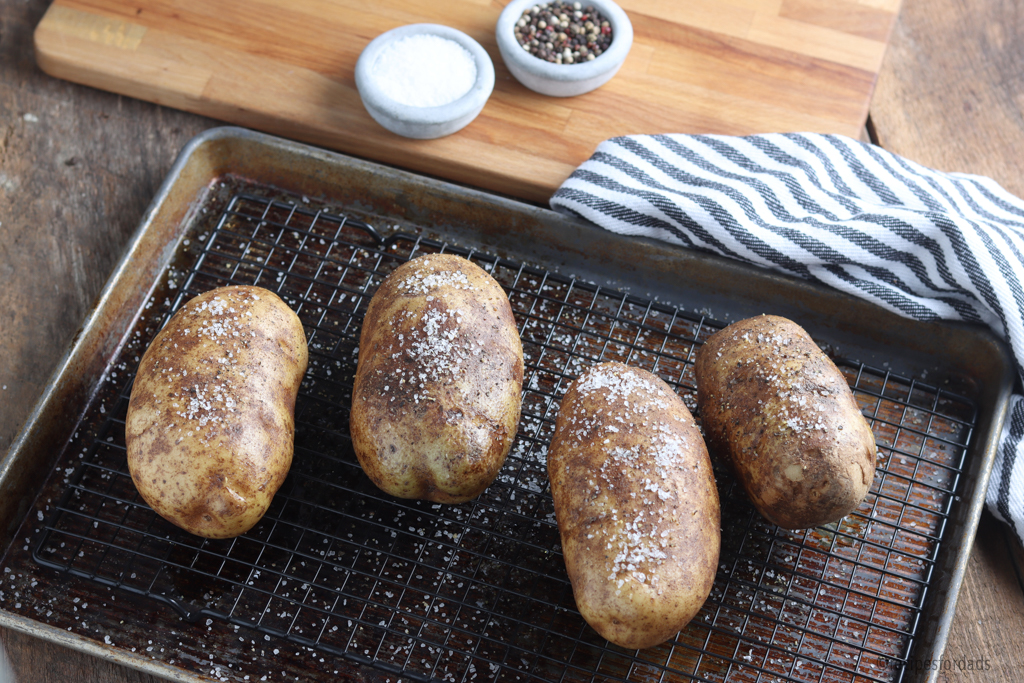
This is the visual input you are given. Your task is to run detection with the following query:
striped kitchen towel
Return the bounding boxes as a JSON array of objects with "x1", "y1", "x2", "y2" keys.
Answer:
[{"x1": 550, "y1": 132, "x2": 1024, "y2": 542}]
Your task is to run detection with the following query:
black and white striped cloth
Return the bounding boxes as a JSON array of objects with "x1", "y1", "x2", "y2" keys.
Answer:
[{"x1": 550, "y1": 132, "x2": 1024, "y2": 543}]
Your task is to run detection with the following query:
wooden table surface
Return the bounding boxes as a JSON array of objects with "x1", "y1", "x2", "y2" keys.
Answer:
[
  {"x1": 2, "y1": 0, "x2": 1024, "y2": 680},
  {"x1": 31, "y1": 0, "x2": 900, "y2": 205}
]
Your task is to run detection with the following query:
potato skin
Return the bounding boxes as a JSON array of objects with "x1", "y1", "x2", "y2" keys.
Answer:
[
  {"x1": 549, "y1": 362, "x2": 720, "y2": 650},
  {"x1": 350, "y1": 253, "x2": 524, "y2": 503},
  {"x1": 126, "y1": 286, "x2": 308, "y2": 539},
  {"x1": 695, "y1": 315, "x2": 876, "y2": 530}
]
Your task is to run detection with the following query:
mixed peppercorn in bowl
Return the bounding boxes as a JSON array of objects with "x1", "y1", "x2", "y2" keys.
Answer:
[{"x1": 496, "y1": 0, "x2": 633, "y2": 97}]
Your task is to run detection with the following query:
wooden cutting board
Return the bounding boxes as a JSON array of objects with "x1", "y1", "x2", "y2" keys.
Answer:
[{"x1": 34, "y1": 0, "x2": 899, "y2": 204}]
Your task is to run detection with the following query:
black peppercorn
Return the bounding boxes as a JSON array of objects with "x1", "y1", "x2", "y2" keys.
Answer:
[{"x1": 512, "y1": 1, "x2": 613, "y2": 65}]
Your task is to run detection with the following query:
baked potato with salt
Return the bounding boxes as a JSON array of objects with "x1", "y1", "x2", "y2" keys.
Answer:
[
  {"x1": 126, "y1": 285, "x2": 308, "y2": 539},
  {"x1": 695, "y1": 314, "x2": 877, "y2": 529},
  {"x1": 549, "y1": 362, "x2": 720, "y2": 650},
  {"x1": 349, "y1": 253, "x2": 523, "y2": 503}
]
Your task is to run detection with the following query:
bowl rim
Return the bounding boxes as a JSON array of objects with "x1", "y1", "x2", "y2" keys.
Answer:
[
  {"x1": 355, "y1": 23, "x2": 496, "y2": 126},
  {"x1": 495, "y1": 0, "x2": 633, "y2": 83}
]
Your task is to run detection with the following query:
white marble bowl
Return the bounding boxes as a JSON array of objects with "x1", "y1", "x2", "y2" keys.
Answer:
[
  {"x1": 495, "y1": 0, "x2": 633, "y2": 97},
  {"x1": 355, "y1": 24, "x2": 495, "y2": 139}
]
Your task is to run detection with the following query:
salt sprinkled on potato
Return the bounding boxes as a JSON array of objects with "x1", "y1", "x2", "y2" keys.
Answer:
[
  {"x1": 695, "y1": 314, "x2": 877, "y2": 530},
  {"x1": 549, "y1": 362, "x2": 720, "y2": 650},
  {"x1": 126, "y1": 285, "x2": 308, "y2": 539},
  {"x1": 350, "y1": 253, "x2": 524, "y2": 503}
]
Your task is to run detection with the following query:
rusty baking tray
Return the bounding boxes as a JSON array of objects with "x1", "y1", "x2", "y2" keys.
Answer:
[{"x1": 0, "y1": 127, "x2": 1013, "y2": 683}]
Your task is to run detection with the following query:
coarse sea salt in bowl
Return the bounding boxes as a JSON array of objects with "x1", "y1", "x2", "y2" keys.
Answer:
[
  {"x1": 496, "y1": 0, "x2": 632, "y2": 97},
  {"x1": 355, "y1": 23, "x2": 495, "y2": 140}
]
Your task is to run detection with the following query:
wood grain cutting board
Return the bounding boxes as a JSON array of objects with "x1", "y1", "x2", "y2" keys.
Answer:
[{"x1": 33, "y1": 0, "x2": 900, "y2": 204}]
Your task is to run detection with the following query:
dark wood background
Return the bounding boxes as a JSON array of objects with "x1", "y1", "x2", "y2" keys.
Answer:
[{"x1": 2, "y1": 0, "x2": 1024, "y2": 680}]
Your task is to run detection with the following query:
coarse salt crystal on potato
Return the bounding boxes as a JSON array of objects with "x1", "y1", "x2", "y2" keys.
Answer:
[
  {"x1": 549, "y1": 361, "x2": 720, "y2": 649},
  {"x1": 126, "y1": 285, "x2": 307, "y2": 539}
]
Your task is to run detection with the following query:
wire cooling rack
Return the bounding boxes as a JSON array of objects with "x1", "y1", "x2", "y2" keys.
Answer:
[{"x1": 33, "y1": 191, "x2": 976, "y2": 683}]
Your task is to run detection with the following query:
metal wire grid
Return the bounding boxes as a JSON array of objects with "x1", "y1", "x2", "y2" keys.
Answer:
[{"x1": 31, "y1": 191, "x2": 977, "y2": 683}]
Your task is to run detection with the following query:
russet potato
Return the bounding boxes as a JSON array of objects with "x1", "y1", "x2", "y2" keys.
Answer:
[
  {"x1": 349, "y1": 253, "x2": 524, "y2": 503},
  {"x1": 549, "y1": 362, "x2": 720, "y2": 650},
  {"x1": 126, "y1": 285, "x2": 308, "y2": 539},
  {"x1": 695, "y1": 314, "x2": 877, "y2": 529}
]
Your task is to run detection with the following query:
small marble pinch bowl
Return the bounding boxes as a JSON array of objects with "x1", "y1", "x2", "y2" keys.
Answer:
[
  {"x1": 495, "y1": 0, "x2": 633, "y2": 97},
  {"x1": 355, "y1": 23, "x2": 495, "y2": 139}
]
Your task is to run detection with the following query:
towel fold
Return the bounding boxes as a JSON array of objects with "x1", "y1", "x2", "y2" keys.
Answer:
[{"x1": 550, "y1": 132, "x2": 1024, "y2": 544}]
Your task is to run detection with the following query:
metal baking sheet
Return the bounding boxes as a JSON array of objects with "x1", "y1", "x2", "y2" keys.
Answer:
[{"x1": 0, "y1": 127, "x2": 1013, "y2": 683}]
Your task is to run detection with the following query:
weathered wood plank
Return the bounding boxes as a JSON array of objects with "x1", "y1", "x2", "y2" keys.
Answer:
[
  {"x1": 1, "y1": 1, "x2": 214, "y2": 678},
  {"x1": 870, "y1": 0, "x2": 1024, "y2": 678}
]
